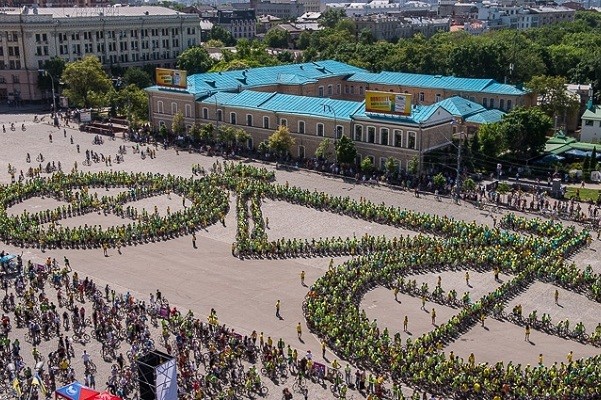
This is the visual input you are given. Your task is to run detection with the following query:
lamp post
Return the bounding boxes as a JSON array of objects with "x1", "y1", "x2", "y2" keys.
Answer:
[
  {"x1": 38, "y1": 69, "x2": 56, "y2": 113},
  {"x1": 323, "y1": 104, "x2": 337, "y2": 165}
]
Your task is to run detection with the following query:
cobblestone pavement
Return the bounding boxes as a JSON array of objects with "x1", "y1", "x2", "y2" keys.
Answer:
[{"x1": 0, "y1": 113, "x2": 599, "y2": 399}]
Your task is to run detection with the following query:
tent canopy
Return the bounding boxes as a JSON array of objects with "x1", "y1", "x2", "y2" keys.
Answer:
[{"x1": 55, "y1": 382, "x2": 100, "y2": 400}]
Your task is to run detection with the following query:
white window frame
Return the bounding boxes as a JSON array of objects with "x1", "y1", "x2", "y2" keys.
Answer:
[
  {"x1": 185, "y1": 104, "x2": 192, "y2": 118},
  {"x1": 171, "y1": 102, "x2": 177, "y2": 114},
  {"x1": 407, "y1": 131, "x2": 417, "y2": 150},
  {"x1": 230, "y1": 112, "x2": 237, "y2": 125},
  {"x1": 246, "y1": 114, "x2": 253, "y2": 126},
  {"x1": 157, "y1": 100, "x2": 164, "y2": 113},
  {"x1": 316, "y1": 123, "x2": 324, "y2": 137},
  {"x1": 367, "y1": 126, "x2": 376, "y2": 143},
  {"x1": 354, "y1": 125, "x2": 363, "y2": 142},
  {"x1": 263, "y1": 116, "x2": 269, "y2": 129},
  {"x1": 335, "y1": 125, "x2": 343, "y2": 139},
  {"x1": 394, "y1": 129, "x2": 403, "y2": 148},
  {"x1": 202, "y1": 107, "x2": 208, "y2": 119},
  {"x1": 380, "y1": 128, "x2": 389, "y2": 146},
  {"x1": 280, "y1": 118, "x2": 287, "y2": 127},
  {"x1": 318, "y1": 86, "x2": 324, "y2": 97},
  {"x1": 298, "y1": 120, "x2": 305, "y2": 134}
]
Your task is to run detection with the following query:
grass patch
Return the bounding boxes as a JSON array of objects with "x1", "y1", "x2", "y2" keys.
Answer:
[{"x1": 565, "y1": 187, "x2": 601, "y2": 202}]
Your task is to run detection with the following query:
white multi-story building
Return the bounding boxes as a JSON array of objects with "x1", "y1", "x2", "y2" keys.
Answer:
[{"x1": 0, "y1": 6, "x2": 201, "y2": 103}]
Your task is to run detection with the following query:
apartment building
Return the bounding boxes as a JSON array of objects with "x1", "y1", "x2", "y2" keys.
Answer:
[
  {"x1": 146, "y1": 61, "x2": 517, "y2": 170},
  {"x1": 0, "y1": 6, "x2": 200, "y2": 103},
  {"x1": 353, "y1": 15, "x2": 450, "y2": 41}
]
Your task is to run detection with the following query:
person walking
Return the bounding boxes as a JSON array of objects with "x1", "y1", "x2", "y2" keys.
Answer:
[
  {"x1": 321, "y1": 339, "x2": 326, "y2": 358},
  {"x1": 297, "y1": 322, "x2": 302, "y2": 340},
  {"x1": 275, "y1": 300, "x2": 281, "y2": 319},
  {"x1": 525, "y1": 324, "x2": 531, "y2": 342},
  {"x1": 465, "y1": 271, "x2": 470, "y2": 286},
  {"x1": 431, "y1": 308, "x2": 436, "y2": 325},
  {"x1": 300, "y1": 270, "x2": 306, "y2": 286},
  {"x1": 554, "y1": 289, "x2": 559, "y2": 305},
  {"x1": 192, "y1": 232, "x2": 197, "y2": 249},
  {"x1": 403, "y1": 316, "x2": 408, "y2": 332}
]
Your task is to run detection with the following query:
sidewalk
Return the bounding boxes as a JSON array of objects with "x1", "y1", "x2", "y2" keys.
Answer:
[{"x1": 0, "y1": 102, "x2": 47, "y2": 114}]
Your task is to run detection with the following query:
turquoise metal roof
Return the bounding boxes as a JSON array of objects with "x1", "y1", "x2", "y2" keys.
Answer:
[
  {"x1": 465, "y1": 109, "x2": 505, "y2": 124},
  {"x1": 199, "y1": 91, "x2": 502, "y2": 126},
  {"x1": 201, "y1": 90, "x2": 364, "y2": 121},
  {"x1": 436, "y1": 96, "x2": 485, "y2": 117},
  {"x1": 184, "y1": 60, "x2": 365, "y2": 96},
  {"x1": 347, "y1": 71, "x2": 526, "y2": 96}
]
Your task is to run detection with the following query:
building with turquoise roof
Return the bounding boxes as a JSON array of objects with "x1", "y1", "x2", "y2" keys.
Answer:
[{"x1": 147, "y1": 60, "x2": 523, "y2": 171}]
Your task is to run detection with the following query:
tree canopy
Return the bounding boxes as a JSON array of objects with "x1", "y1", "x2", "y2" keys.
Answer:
[
  {"x1": 177, "y1": 46, "x2": 214, "y2": 75},
  {"x1": 61, "y1": 56, "x2": 113, "y2": 108},
  {"x1": 123, "y1": 67, "x2": 153, "y2": 89},
  {"x1": 268, "y1": 125, "x2": 295, "y2": 157}
]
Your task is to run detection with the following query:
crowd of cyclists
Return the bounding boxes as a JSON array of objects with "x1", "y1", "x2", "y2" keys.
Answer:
[{"x1": 1, "y1": 156, "x2": 600, "y2": 399}]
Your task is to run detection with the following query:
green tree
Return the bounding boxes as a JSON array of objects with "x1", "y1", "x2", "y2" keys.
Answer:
[
  {"x1": 268, "y1": 125, "x2": 296, "y2": 158},
  {"x1": 62, "y1": 56, "x2": 113, "y2": 108},
  {"x1": 526, "y1": 75, "x2": 579, "y2": 127},
  {"x1": 297, "y1": 32, "x2": 312, "y2": 50},
  {"x1": 177, "y1": 46, "x2": 214, "y2": 75},
  {"x1": 335, "y1": 135, "x2": 357, "y2": 165},
  {"x1": 218, "y1": 125, "x2": 237, "y2": 148},
  {"x1": 433, "y1": 173, "x2": 446, "y2": 189},
  {"x1": 258, "y1": 140, "x2": 269, "y2": 155},
  {"x1": 235, "y1": 128, "x2": 251, "y2": 148},
  {"x1": 360, "y1": 157, "x2": 374, "y2": 174},
  {"x1": 159, "y1": 124, "x2": 169, "y2": 139},
  {"x1": 501, "y1": 107, "x2": 553, "y2": 159},
  {"x1": 210, "y1": 25, "x2": 236, "y2": 46},
  {"x1": 477, "y1": 123, "x2": 506, "y2": 159},
  {"x1": 264, "y1": 28, "x2": 290, "y2": 49},
  {"x1": 384, "y1": 157, "x2": 397, "y2": 177},
  {"x1": 315, "y1": 138, "x2": 332, "y2": 160},
  {"x1": 408, "y1": 156, "x2": 419, "y2": 175},
  {"x1": 200, "y1": 123, "x2": 215, "y2": 143},
  {"x1": 172, "y1": 110, "x2": 185, "y2": 137},
  {"x1": 37, "y1": 57, "x2": 66, "y2": 92},
  {"x1": 123, "y1": 67, "x2": 153, "y2": 89},
  {"x1": 462, "y1": 177, "x2": 476, "y2": 192},
  {"x1": 319, "y1": 9, "x2": 347, "y2": 29},
  {"x1": 497, "y1": 181, "x2": 511, "y2": 194},
  {"x1": 190, "y1": 122, "x2": 202, "y2": 144},
  {"x1": 112, "y1": 84, "x2": 149, "y2": 124},
  {"x1": 276, "y1": 51, "x2": 295, "y2": 63}
]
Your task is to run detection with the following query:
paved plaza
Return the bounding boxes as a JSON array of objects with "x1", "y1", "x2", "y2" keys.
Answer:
[{"x1": 0, "y1": 112, "x2": 600, "y2": 399}]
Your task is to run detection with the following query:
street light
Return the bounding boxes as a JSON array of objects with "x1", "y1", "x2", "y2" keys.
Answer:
[
  {"x1": 322, "y1": 103, "x2": 337, "y2": 164},
  {"x1": 38, "y1": 69, "x2": 56, "y2": 113}
]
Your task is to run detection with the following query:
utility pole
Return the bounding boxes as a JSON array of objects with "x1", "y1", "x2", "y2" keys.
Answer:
[{"x1": 455, "y1": 137, "x2": 462, "y2": 198}]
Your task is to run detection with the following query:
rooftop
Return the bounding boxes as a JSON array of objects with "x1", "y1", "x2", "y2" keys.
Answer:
[
  {"x1": 149, "y1": 60, "x2": 366, "y2": 97},
  {"x1": 347, "y1": 71, "x2": 526, "y2": 96},
  {"x1": 582, "y1": 105, "x2": 601, "y2": 121},
  {"x1": 4, "y1": 6, "x2": 187, "y2": 18},
  {"x1": 200, "y1": 90, "x2": 364, "y2": 122}
]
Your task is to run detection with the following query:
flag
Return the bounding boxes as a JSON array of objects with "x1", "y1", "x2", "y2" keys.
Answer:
[
  {"x1": 31, "y1": 372, "x2": 47, "y2": 395},
  {"x1": 12, "y1": 378, "x2": 22, "y2": 396}
]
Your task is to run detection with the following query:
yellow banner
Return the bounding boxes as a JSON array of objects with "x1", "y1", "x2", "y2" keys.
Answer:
[
  {"x1": 365, "y1": 91, "x2": 412, "y2": 116},
  {"x1": 156, "y1": 68, "x2": 187, "y2": 89}
]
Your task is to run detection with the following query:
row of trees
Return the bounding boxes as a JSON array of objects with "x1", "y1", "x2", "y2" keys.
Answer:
[
  {"x1": 175, "y1": 10, "x2": 601, "y2": 96},
  {"x1": 38, "y1": 56, "x2": 151, "y2": 127}
]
